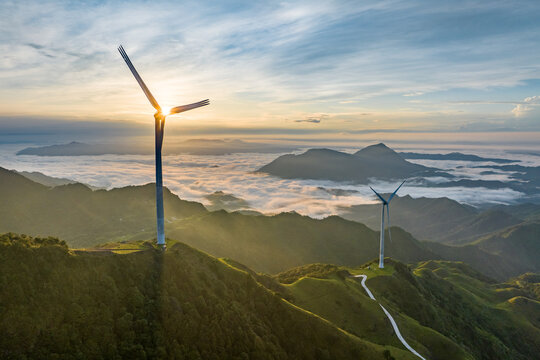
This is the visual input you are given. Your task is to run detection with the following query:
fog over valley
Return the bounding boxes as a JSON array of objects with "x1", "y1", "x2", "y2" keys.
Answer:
[{"x1": 2, "y1": 140, "x2": 538, "y2": 218}]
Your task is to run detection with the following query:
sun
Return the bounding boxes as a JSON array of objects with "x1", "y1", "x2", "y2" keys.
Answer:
[{"x1": 161, "y1": 106, "x2": 173, "y2": 115}]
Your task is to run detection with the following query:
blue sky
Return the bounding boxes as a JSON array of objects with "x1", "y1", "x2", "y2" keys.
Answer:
[{"x1": 0, "y1": 0, "x2": 539, "y2": 140}]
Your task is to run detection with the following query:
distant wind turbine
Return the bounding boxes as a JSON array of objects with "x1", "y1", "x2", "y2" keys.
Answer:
[
  {"x1": 118, "y1": 45, "x2": 209, "y2": 250},
  {"x1": 370, "y1": 181, "x2": 405, "y2": 268}
]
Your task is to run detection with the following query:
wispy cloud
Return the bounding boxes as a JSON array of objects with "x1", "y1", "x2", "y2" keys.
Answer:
[
  {"x1": 0, "y1": 0, "x2": 540, "y2": 133},
  {"x1": 294, "y1": 118, "x2": 321, "y2": 123},
  {"x1": 512, "y1": 95, "x2": 540, "y2": 117},
  {"x1": 403, "y1": 92, "x2": 424, "y2": 97}
]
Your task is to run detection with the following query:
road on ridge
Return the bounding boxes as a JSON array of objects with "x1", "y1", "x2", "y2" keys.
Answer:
[{"x1": 353, "y1": 275, "x2": 426, "y2": 360}]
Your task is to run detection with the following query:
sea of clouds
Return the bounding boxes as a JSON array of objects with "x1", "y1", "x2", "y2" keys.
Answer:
[{"x1": 0, "y1": 143, "x2": 536, "y2": 218}]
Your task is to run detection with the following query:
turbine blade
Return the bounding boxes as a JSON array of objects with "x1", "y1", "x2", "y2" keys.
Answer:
[
  {"x1": 118, "y1": 45, "x2": 161, "y2": 112},
  {"x1": 387, "y1": 180, "x2": 405, "y2": 203},
  {"x1": 370, "y1": 186, "x2": 387, "y2": 204},
  {"x1": 386, "y1": 204, "x2": 392, "y2": 243},
  {"x1": 169, "y1": 99, "x2": 210, "y2": 114}
]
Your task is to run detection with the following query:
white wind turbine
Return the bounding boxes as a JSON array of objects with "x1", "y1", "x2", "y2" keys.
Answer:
[
  {"x1": 370, "y1": 181, "x2": 405, "y2": 269},
  {"x1": 118, "y1": 45, "x2": 209, "y2": 250}
]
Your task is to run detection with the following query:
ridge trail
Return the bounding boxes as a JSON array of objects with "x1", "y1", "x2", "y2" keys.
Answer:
[{"x1": 353, "y1": 274, "x2": 426, "y2": 360}]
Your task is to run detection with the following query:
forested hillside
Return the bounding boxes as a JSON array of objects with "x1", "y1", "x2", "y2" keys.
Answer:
[
  {"x1": 0, "y1": 233, "x2": 416, "y2": 360},
  {"x1": 3, "y1": 233, "x2": 538, "y2": 359}
]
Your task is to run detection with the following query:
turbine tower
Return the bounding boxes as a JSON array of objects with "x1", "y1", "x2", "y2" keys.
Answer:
[
  {"x1": 118, "y1": 45, "x2": 209, "y2": 250},
  {"x1": 370, "y1": 181, "x2": 405, "y2": 268}
]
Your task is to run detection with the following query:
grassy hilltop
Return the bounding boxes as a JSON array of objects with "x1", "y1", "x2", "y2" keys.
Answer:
[
  {"x1": 0, "y1": 233, "x2": 415, "y2": 360},
  {"x1": 2, "y1": 233, "x2": 539, "y2": 359},
  {"x1": 274, "y1": 260, "x2": 540, "y2": 360}
]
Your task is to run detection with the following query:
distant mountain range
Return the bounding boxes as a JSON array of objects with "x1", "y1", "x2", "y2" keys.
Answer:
[
  {"x1": 258, "y1": 143, "x2": 447, "y2": 182},
  {"x1": 399, "y1": 151, "x2": 516, "y2": 163},
  {"x1": 1, "y1": 166, "x2": 537, "y2": 280},
  {"x1": 257, "y1": 143, "x2": 540, "y2": 197},
  {"x1": 16, "y1": 139, "x2": 297, "y2": 156}
]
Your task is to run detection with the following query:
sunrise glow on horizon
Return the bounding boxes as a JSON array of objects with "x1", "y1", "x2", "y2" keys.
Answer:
[{"x1": 1, "y1": 0, "x2": 539, "y2": 142}]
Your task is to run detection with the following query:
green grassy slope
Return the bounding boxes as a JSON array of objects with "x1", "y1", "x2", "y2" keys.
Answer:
[
  {"x1": 274, "y1": 260, "x2": 540, "y2": 360},
  {"x1": 0, "y1": 233, "x2": 417, "y2": 360},
  {"x1": 278, "y1": 263, "x2": 472, "y2": 360},
  {"x1": 372, "y1": 261, "x2": 540, "y2": 360}
]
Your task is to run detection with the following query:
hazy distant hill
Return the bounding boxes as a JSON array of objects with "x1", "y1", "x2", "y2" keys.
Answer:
[
  {"x1": 399, "y1": 151, "x2": 515, "y2": 163},
  {"x1": 492, "y1": 203, "x2": 540, "y2": 222},
  {"x1": 420, "y1": 221, "x2": 540, "y2": 279},
  {"x1": 340, "y1": 195, "x2": 522, "y2": 243},
  {"x1": 15, "y1": 170, "x2": 78, "y2": 186},
  {"x1": 0, "y1": 233, "x2": 409, "y2": 360},
  {"x1": 444, "y1": 210, "x2": 523, "y2": 244},
  {"x1": 479, "y1": 164, "x2": 540, "y2": 195},
  {"x1": 474, "y1": 221, "x2": 540, "y2": 272},
  {"x1": 203, "y1": 191, "x2": 251, "y2": 212},
  {"x1": 16, "y1": 139, "x2": 297, "y2": 156},
  {"x1": 17, "y1": 141, "x2": 126, "y2": 156},
  {"x1": 257, "y1": 143, "x2": 443, "y2": 182},
  {"x1": 14, "y1": 170, "x2": 101, "y2": 190}
]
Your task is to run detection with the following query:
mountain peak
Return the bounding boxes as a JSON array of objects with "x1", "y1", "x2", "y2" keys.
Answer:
[{"x1": 354, "y1": 143, "x2": 398, "y2": 157}]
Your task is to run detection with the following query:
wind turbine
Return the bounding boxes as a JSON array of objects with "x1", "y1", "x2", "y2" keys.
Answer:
[
  {"x1": 370, "y1": 181, "x2": 405, "y2": 268},
  {"x1": 118, "y1": 45, "x2": 209, "y2": 250}
]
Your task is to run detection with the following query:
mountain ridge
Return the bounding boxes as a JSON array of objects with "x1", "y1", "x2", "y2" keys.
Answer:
[
  {"x1": 257, "y1": 143, "x2": 441, "y2": 183},
  {"x1": 0, "y1": 166, "x2": 535, "y2": 281}
]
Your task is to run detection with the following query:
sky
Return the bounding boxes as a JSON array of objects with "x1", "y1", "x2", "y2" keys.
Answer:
[{"x1": 1, "y1": 0, "x2": 540, "y2": 142}]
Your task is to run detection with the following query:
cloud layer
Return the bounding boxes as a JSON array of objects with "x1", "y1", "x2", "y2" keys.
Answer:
[{"x1": 1, "y1": 143, "x2": 533, "y2": 218}]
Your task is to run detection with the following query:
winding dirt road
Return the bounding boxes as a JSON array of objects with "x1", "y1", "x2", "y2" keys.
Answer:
[{"x1": 353, "y1": 275, "x2": 426, "y2": 360}]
